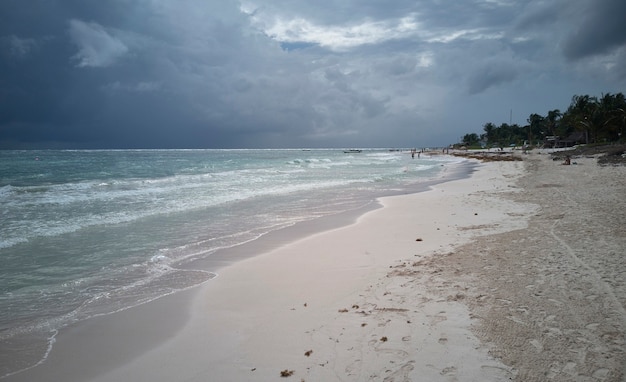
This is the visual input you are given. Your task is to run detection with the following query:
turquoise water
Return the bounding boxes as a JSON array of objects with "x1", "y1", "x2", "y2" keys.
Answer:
[{"x1": 0, "y1": 149, "x2": 467, "y2": 376}]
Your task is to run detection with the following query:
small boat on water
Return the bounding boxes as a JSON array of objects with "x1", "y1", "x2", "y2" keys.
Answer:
[{"x1": 343, "y1": 149, "x2": 362, "y2": 153}]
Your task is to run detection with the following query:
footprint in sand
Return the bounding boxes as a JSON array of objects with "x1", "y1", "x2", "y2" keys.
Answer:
[
  {"x1": 383, "y1": 361, "x2": 415, "y2": 382},
  {"x1": 440, "y1": 365, "x2": 457, "y2": 377},
  {"x1": 377, "y1": 348, "x2": 409, "y2": 358},
  {"x1": 529, "y1": 339, "x2": 543, "y2": 352},
  {"x1": 592, "y1": 368, "x2": 610, "y2": 380},
  {"x1": 560, "y1": 361, "x2": 579, "y2": 377},
  {"x1": 585, "y1": 322, "x2": 600, "y2": 330},
  {"x1": 429, "y1": 312, "x2": 447, "y2": 326},
  {"x1": 345, "y1": 359, "x2": 362, "y2": 376}
]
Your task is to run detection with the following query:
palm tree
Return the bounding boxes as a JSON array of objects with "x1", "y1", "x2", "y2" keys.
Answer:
[
  {"x1": 546, "y1": 109, "x2": 562, "y2": 137},
  {"x1": 599, "y1": 93, "x2": 626, "y2": 141},
  {"x1": 614, "y1": 108, "x2": 626, "y2": 142},
  {"x1": 482, "y1": 122, "x2": 496, "y2": 146},
  {"x1": 527, "y1": 113, "x2": 545, "y2": 144},
  {"x1": 566, "y1": 95, "x2": 597, "y2": 143}
]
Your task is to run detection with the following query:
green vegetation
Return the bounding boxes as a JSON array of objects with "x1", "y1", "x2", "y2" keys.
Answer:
[{"x1": 458, "y1": 93, "x2": 626, "y2": 149}]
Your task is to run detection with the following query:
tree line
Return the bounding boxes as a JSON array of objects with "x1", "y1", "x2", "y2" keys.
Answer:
[{"x1": 459, "y1": 93, "x2": 626, "y2": 148}]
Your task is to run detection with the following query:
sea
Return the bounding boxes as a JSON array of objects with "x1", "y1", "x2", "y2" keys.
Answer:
[{"x1": 0, "y1": 148, "x2": 469, "y2": 377}]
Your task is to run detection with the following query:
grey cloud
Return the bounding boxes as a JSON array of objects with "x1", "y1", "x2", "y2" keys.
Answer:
[
  {"x1": 514, "y1": 0, "x2": 565, "y2": 31},
  {"x1": 2, "y1": 35, "x2": 38, "y2": 58},
  {"x1": 378, "y1": 56, "x2": 419, "y2": 76},
  {"x1": 101, "y1": 81, "x2": 162, "y2": 93},
  {"x1": 562, "y1": 0, "x2": 626, "y2": 60},
  {"x1": 1, "y1": 0, "x2": 625, "y2": 149},
  {"x1": 68, "y1": 19, "x2": 129, "y2": 67},
  {"x1": 467, "y1": 63, "x2": 518, "y2": 95}
]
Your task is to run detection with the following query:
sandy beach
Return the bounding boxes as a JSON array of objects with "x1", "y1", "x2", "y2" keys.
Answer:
[{"x1": 5, "y1": 151, "x2": 625, "y2": 382}]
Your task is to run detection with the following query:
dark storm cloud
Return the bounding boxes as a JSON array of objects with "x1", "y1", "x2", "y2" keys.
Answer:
[
  {"x1": 467, "y1": 62, "x2": 519, "y2": 95},
  {"x1": 561, "y1": 0, "x2": 626, "y2": 60},
  {"x1": 0, "y1": 0, "x2": 261, "y2": 148},
  {"x1": 1, "y1": 0, "x2": 625, "y2": 149}
]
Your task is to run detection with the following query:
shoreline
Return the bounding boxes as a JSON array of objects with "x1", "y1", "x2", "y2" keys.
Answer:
[
  {"x1": 2, "y1": 158, "x2": 475, "y2": 381},
  {"x1": 177, "y1": 158, "x2": 475, "y2": 273},
  {"x1": 5, "y1": 152, "x2": 624, "y2": 381},
  {"x1": 91, "y1": 158, "x2": 529, "y2": 382}
]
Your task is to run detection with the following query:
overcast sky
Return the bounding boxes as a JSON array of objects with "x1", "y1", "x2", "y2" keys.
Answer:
[{"x1": 1, "y1": 0, "x2": 625, "y2": 149}]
